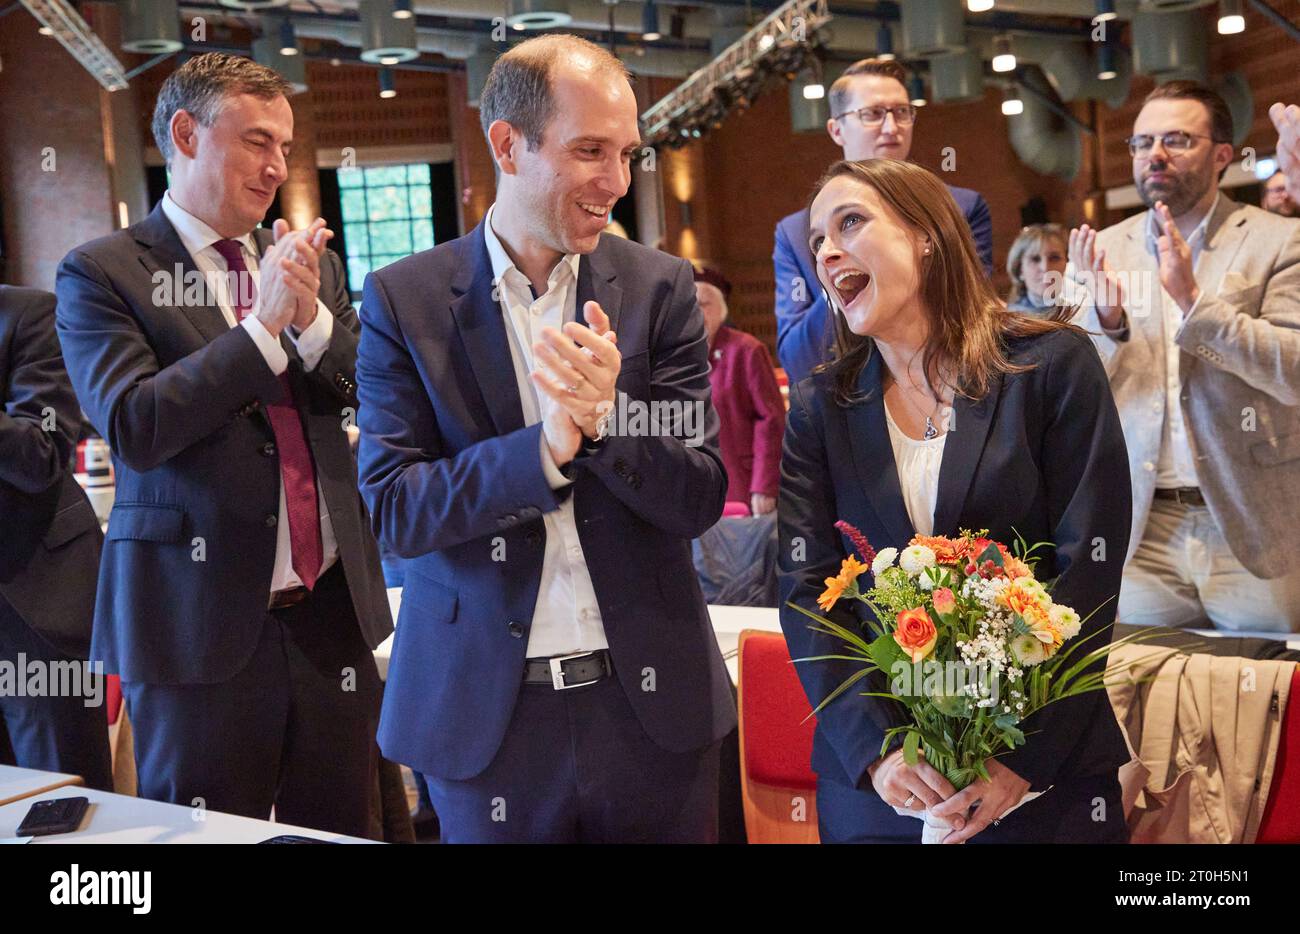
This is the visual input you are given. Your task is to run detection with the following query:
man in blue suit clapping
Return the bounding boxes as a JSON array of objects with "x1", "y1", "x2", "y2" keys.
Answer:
[
  {"x1": 356, "y1": 34, "x2": 736, "y2": 843},
  {"x1": 774, "y1": 58, "x2": 994, "y2": 384}
]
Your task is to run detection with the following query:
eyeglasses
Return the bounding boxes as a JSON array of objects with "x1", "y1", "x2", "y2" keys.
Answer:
[
  {"x1": 833, "y1": 104, "x2": 917, "y2": 127},
  {"x1": 1125, "y1": 131, "x2": 1216, "y2": 158}
]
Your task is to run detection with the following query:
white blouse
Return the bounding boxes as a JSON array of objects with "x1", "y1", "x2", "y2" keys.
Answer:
[{"x1": 884, "y1": 403, "x2": 947, "y2": 536}]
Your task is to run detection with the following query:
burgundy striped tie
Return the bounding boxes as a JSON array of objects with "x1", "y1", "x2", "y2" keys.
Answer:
[{"x1": 213, "y1": 238, "x2": 323, "y2": 590}]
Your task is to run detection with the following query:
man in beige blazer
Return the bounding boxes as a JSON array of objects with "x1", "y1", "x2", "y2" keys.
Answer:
[{"x1": 1068, "y1": 80, "x2": 1300, "y2": 631}]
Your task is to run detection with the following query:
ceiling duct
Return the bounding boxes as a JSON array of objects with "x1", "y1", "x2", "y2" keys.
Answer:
[
  {"x1": 900, "y1": 0, "x2": 966, "y2": 57},
  {"x1": 506, "y1": 0, "x2": 573, "y2": 30},
  {"x1": 360, "y1": 0, "x2": 419, "y2": 63},
  {"x1": 121, "y1": 0, "x2": 183, "y2": 54},
  {"x1": 929, "y1": 49, "x2": 984, "y2": 104},
  {"x1": 251, "y1": 36, "x2": 307, "y2": 93},
  {"x1": 1132, "y1": 9, "x2": 1208, "y2": 81},
  {"x1": 1008, "y1": 66, "x2": 1082, "y2": 179},
  {"x1": 465, "y1": 48, "x2": 497, "y2": 107},
  {"x1": 1039, "y1": 40, "x2": 1131, "y2": 108}
]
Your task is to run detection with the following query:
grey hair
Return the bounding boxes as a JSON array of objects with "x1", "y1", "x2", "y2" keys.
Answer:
[
  {"x1": 151, "y1": 53, "x2": 293, "y2": 166},
  {"x1": 479, "y1": 34, "x2": 630, "y2": 151}
]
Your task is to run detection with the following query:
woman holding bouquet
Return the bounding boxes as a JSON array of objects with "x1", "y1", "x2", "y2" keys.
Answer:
[{"x1": 777, "y1": 159, "x2": 1133, "y2": 844}]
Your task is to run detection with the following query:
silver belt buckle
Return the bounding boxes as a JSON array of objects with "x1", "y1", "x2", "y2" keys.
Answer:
[{"x1": 549, "y1": 651, "x2": 601, "y2": 690}]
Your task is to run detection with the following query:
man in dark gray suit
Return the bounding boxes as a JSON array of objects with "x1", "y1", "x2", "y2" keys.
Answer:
[
  {"x1": 56, "y1": 53, "x2": 391, "y2": 835},
  {"x1": 0, "y1": 285, "x2": 110, "y2": 789}
]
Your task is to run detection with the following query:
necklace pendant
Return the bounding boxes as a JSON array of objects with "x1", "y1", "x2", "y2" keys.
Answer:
[{"x1": 923, "y1": 416, "x2": 938, "y2": 440}]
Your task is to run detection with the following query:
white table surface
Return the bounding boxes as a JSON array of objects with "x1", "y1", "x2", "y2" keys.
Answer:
[
  {"x1": 0, "y1": 786, "x2": 378, "y2": 844},
  {"x1": 0, "y1": 765, "x2": 84, "y2": 808},
  {"x1": 373, "y1": 588, "x2": 1300, "y2": 682}
]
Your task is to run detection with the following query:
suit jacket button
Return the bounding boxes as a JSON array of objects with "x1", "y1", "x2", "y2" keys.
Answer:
[
  {"x1": 261, "y1": 442, "x2": 277, "y2": 457},
  {"x1": 525, "y1": 529, "x2": 542, "y2": 546},
  {"x1": 264, "y1": 513, "x2": 278, "y2": 528},
  {"x1": 507, "y1": 621, "x2": 524, "y2": 638}
]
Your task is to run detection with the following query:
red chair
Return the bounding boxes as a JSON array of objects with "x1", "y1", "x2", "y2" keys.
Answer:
[
  {"x1": 737, "y1": 629, "x2": 820, "y2": 843},
  {"x1": 1256, "y1": 667, "x2": 1300, "y2": 843}
]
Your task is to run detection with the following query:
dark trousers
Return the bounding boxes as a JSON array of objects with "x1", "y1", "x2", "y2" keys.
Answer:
[
  {"x1": 816, "y1": 771, "x2": 1129, "y2": 844},
  {"x1": 423, "y1": 675, "x2": 721, "y2": 843},
  {"x1": 122, "y1": 565, "x2": 382, "y2": 838},
  {"x1": 0, "y1": 599, "x2": 112, "y2": 791}
]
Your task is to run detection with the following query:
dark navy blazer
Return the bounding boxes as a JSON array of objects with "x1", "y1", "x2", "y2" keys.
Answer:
[
  {"x1": 55, "y1": 204, "x2": 393, "y2": 684},
  {"x1": 356, "y1": 224, "x2": 737, "y2": 781},
  {"x1": 773, "y1": 185, "x2": 993, "y2": 384},
  {"x1": 777, "y1": 328, "x2": 1133, "y2": 804}
]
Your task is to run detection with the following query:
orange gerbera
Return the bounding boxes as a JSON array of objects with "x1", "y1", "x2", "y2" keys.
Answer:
[
  {"x1": 818, "y1": 555, "x2": 868, "y2": 611},
  {"x1": 909, "y1": 535, "x2": 966, "y2": 565}
]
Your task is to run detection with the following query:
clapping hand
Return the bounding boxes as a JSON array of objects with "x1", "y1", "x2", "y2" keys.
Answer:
[
  {"x1": 1152, "y1": 201, "x2": 1198, "y2": 315},
  {"x1": 254, "y1": 218, "x2": 331, "y2": 336},
  {"x1": 1270, "y1": 102, "x2": 1300, "y2": 204},
  {"x1": 1068, "y1": 224, "x2": 1126, "y2": 329},
  {"x1": 530, "y1": 301, "x2": 622, "y2": 448},
  {"x1": 928, "y1": 758, "x2": 1030, "y2": 844}
]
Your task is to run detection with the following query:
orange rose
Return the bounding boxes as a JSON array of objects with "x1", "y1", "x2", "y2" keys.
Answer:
[{"x1": 894, "y1": 607, "x2": 938, "y2": 663}]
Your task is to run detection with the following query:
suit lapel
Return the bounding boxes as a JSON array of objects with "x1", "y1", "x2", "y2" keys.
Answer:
[
  {"x1": 932, "y1": 372, "x2": 1002, "y2": 536},
  {"x1": 575, "y1": 241, "x2": 623, "y2": 336},
  {"x1": 450, "y1": 225, "x2": 526, "y2": 436},
  {"x1": 133, "y1": 204, "x2": 228, "y2": 345},
  {"x1": 845, "y1": 349, "x2": 915, "y2": 547}
]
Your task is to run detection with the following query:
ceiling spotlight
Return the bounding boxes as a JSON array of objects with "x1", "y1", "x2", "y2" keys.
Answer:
[
  {"x1": 392, "y1": 0, "x2": 413, "y2": 18},
  {"x1": 967, "y1": 0, "x2": 994, "y2": 11},
  {"x1": 642, "y1": 0, "x2": 661, "y2": 41},
  {"x1": 1001, "y1": 85, "x2": 1023, "y2": 116},
  {"x1": 876, "y1": 21, "x2": 895, "y2": 61},
  {"x1": 758, "y1": 34, "x2": 774, "y2": 52},
  {"x1": 992, "y1": 34, "x2": 1016, "y2": 73},
  {"x1": 379, "y1": 67, "x2": 397, "y2": 98},
  {"x1": 38, "y1": 25, "x2": 53, "y2": 35},
  {"x1": 278, "y1": 18, "x2": 298, "y2": 56},
  {"x1": 506, "y1": 0, "x2": 573, "y2": 30},
  {"x1": 908, "y1": 74, "x2": 927, "y2": 107},
  {"x1": 1093, "y1": 0, "x2": 1117, "y2": 23},
  {"x1": 1217, "y1": 0, "x2": 1245, "y2": 34},
  {"x1": 1096, "y1": 42, "x2": 1117, "y2": 81}
]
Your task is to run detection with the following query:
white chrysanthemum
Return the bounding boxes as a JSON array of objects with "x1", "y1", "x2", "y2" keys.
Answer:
[
  {"x1": 871, "y1": 547, "x2": 898, "y2": 578},
  {"x1": 1011, "y1": 633, "x2": 1050, "y2": 666},
  {"x1": 899, "y1": 545, "x2": 937, "y2": 576},
  {"x1": 916, "y1": 566, "x2": 950, "y2": 592},
  {"x1": 1049, "y1": 604, "x2": 1082, "y2": 641}
]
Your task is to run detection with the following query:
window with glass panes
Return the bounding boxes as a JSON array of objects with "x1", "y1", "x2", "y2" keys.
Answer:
[{"x1": 337, "y1": 163, "x2": 435, "y2": 292}]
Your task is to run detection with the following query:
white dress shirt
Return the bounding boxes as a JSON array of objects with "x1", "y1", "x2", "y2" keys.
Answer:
[
  {"x1": 1146, "y1": 194, "x2": 1217, "y2": 490},
  {"x1": 482, "y1": 202, "x2": 609, "y2": 658},
  {"x1": 884, "y1": 403, "x2": 946, "y2": 537},
  {"x1": 161, "y1": 191, "x2": 339, "y2": 594}
]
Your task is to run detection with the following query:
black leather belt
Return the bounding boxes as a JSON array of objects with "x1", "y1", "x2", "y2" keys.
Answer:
[
  {"x1": 523, "y1": 650, "x2": 613, "y2": 690},
  {"x1": 1154, "y1": 487, "x2": 1206, "y2": 507},
  {"x1": 269, "y1": 586, "x2": 310, "y2": 610}
]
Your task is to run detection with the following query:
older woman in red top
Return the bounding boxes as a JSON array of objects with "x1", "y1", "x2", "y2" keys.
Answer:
[{"x1": 694, "y1": 265, "x2": 786, "y2": 516}]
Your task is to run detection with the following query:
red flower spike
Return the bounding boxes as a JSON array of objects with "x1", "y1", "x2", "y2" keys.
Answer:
[{"x1": 834, "y1": 520, "x2": 876, "y2": 566}]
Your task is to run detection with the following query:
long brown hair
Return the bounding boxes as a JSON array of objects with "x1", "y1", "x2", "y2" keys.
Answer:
[{"x1": 808, "y1": 159, "x2": 1079, "y2": 407}]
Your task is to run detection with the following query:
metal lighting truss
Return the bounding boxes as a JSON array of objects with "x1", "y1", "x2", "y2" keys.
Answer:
[
  {"x1": 641, "y1": 0, "x2": 830, "y2": 148},
  {"x1": 20, "y1": 0, "x2": 129, "y2": 91}
]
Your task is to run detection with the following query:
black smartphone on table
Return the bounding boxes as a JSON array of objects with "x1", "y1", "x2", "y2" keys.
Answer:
[{"x1": 16, "y1": 796, "x2": 90, "y2": 837}]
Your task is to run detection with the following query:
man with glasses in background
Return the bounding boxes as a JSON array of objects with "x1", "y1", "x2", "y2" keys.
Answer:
[
  {"x1": 772, "y1": 58, "x2": 993, "y2": 384},
  {"x1": 1069, "y1": 81, "x2": 1300, "y2": 631},
  {"x1": 1263, "y1": 168, "x2": 1298, "y2": 217}
]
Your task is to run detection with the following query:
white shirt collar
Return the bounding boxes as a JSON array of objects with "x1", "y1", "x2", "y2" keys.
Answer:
[
  {"x1": 1146, "y1": 191, "x2": 1219, "y2": 252},
  {"x1": 482, "y1": 202, "x2": 580, "y2": 294},
  {"x1": 161, "y1": 190, "x2": 257, "y2": 262}
]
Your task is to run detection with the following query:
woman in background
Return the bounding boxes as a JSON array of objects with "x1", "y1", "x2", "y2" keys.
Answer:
[{"x1": 1005, "y1": 223, "x2": 1068, "y2": 316}]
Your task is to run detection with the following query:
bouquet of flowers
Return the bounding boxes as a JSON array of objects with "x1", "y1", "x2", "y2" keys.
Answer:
[{"x1": 791, "y1": 521, "x2": 1143, "y2": 842}]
